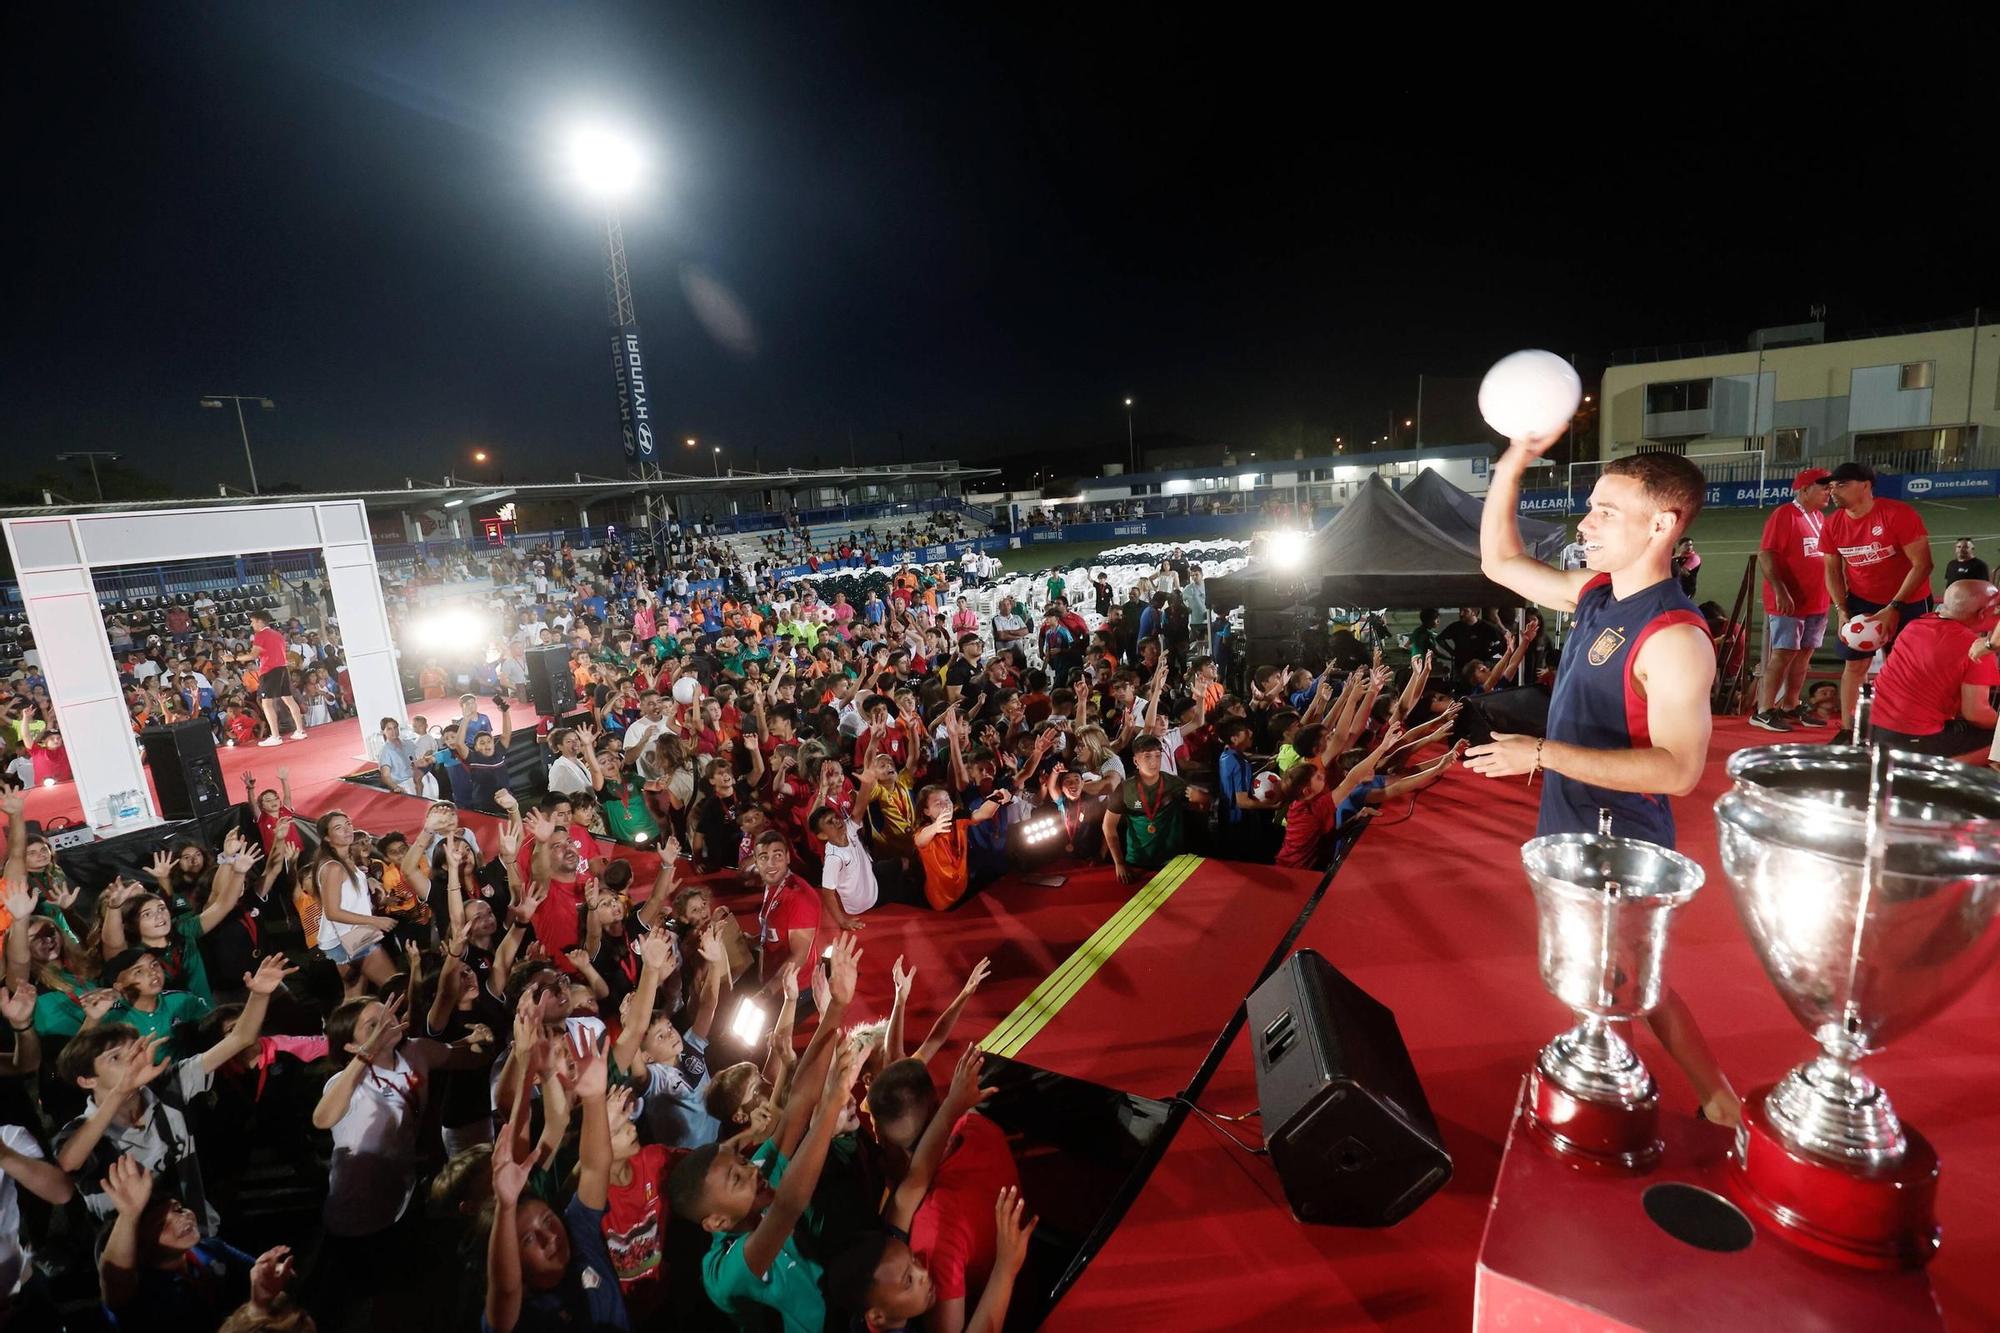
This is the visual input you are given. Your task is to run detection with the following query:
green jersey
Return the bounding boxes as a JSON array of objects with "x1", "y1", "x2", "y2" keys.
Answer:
[
  {"x1": 702, "y1": 1141, "x2": 826, "y2": 1333},
  {"x1": 1117, "y1": 773, "x2": 1189, "y2": 870}
]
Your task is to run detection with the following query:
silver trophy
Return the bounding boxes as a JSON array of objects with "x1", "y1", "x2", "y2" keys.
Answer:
[
  {"x1": 1715, "y1": 743, "x2": 2000, "y2": 1266},
  {"x1": 1520, "y1": 832, "x2": 1705, "y2": 1171}
]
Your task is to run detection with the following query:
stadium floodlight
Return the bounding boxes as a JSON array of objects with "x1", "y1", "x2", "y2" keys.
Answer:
[
  {"x1": 199, "y1": 394, "x2": 274, "y2": 495},
  {"x1": 1266, "y1": 529, "x2": 1311, "y2": 571},
  {"x1": 564, "y1": 123, "x2": 647, "y2": 202}
]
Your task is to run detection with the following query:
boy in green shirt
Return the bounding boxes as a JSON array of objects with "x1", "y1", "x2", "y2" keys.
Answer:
[
  {"x1": 1102, "y1": 734, "x2": 1207, "y2": 884},
  {"x1": 669, "y1": 936, "x2": 866, "y2": 1333}
]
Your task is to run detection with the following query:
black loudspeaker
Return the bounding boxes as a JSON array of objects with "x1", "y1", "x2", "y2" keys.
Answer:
[
  {"x1": 140, "y1": 721, "x2": 232, "y2": 821},
  {"x1": 1246, "y1": 948, "x2": 1451, "y2": 1226},
  {"x1": 523, "y1": 645, "x2": 577, "y2": 717},
  {"x1": 399, "y1": 660, "x2": 427, "y2": 704}
]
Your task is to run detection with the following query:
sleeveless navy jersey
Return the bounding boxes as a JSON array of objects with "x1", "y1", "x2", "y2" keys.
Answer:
[{"x1": 1540, "y1": 573, "x2": 1706, "y2": 848}]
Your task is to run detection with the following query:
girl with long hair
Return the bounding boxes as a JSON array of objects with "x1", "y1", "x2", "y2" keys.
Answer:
[{"x1": 308, "y1": 811, "x2": 400, "y2": 994}]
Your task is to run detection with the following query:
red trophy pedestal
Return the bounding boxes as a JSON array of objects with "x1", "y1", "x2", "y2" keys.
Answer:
[
  {"x1": 1723, "y1": 1083, "x2": 1941, "y2": 1270},
  {"x1": 1476, "y1": 1078, "x2": 1943, "y2": 1332},
  {"x1": 1525, "y1": 1062, "x2": 1661, "y2": 1173}
]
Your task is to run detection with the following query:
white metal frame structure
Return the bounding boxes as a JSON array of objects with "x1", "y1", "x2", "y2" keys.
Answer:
[{"x1": 2, "y1": 500, "x2": 404, "y2": 829}]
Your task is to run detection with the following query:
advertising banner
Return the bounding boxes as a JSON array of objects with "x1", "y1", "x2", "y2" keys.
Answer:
[{"x1": 610, "y1": 324, "x2": 656, "y2": 462}]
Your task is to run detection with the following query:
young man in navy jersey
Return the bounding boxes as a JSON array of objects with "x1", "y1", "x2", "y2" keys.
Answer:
[{"x1": 1466, "y1": 417, "x2": 1738, "y2": 1126}]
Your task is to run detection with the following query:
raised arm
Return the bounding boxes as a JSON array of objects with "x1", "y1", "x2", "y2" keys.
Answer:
[
  {"x1": 1480, "y1": 431, "x2": 1594, "y2": 613},
  {"x1": 741, "y1": 1037, "x2": 865, "y2": 1280},
  {"x1": 774, "y1": 933, "x2": 859, "y2": 1157},
  {"x1": 196, "y1": 955, "x2": 295, "y2": 1073},
  {"x1": 914, "y1": 956, "x2": 991, "y2": 1065},
  {"x1": 887, "y1": 1046, "x2": 990, "y2": 1228},
  {"x1": 1465, "y1": 623, "x2": 1714, "y2": 798}
]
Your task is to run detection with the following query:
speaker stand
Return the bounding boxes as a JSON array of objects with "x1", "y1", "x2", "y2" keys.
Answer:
[{"x1": 1474, "y1": 1077, "x2": 1942, "y2": 1332}]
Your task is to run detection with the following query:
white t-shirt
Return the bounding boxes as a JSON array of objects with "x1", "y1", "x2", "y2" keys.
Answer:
[
  {"x1": 820, "y1": 824, "x2": 880, "y2": 915},
  {"x1": 0, "y1": 1124, "x2": 42, "y2": 1296},
  {"x1": 324, "y1": 1050, "x2": 425, "y2": 1237},
  {"x1": 1157, "y1": 726, "x2": 1187, "y2": 777},
  {"x1": 548, "y1": 754, "x2": 594, "y2": 796}
]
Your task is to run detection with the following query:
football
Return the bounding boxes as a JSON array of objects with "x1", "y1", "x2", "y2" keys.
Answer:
[
  {"x1": 1838, "y1": 614, "x2": 1886, "y2": 654},
  {"x1": 1252, "y1": 770, "x2": 1285, "y2": 802}
]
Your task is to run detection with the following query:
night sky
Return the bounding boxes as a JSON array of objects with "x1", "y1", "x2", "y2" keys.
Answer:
[{"x1": 5, "y1": 6, "x2": 1992, "y2": 496}]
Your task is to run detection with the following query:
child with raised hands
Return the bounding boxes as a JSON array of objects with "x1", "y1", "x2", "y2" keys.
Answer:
[
  {"x1": 668, "y1": 933, "x2": 867, "y2": 1333},
  {"x1": 612, "y1": 924, "x2": 724, "y2": 1149},
  {"x1": 484, "y1": 1030, "x2": 629, "y2": 1333},
  {"x1": 832, "y1": 1048, "x2": 1037, "y2": 1333},
  {"x1": 96, "y1": 1152, "x2": 302, "y2": 1332},
  {"x1": 56, "y1": 952, "x2": 295, "y2": 1228},
  {"x1": 884, "y1": 955, "x2": 992, "y2": 1066}
]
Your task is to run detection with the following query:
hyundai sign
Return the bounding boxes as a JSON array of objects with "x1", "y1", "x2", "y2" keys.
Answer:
[{"x1": 611, "y1": 324, "x2": 657, "y2": 462}]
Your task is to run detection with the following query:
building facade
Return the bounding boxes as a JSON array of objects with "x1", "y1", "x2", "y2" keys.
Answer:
[{"x1": 1596, "y1": 318, "x2": 2000, "y2": 478}]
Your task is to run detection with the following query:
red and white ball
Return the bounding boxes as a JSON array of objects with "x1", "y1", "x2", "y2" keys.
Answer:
[
  {"x1": 1252, "y1": 770, "x2": 1285, "y2": 802},
  {"x1": 1838, "y1": 615, "x2": 1886, "y2": 654}
]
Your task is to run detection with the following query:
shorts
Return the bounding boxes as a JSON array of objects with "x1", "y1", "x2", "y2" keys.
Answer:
[
  {"x1": 319, "y1": 936, "x2": 381, "y2": 966},
  {"x1": 1764, "y1": 612, "x2": 1828, "y2": 652},
  {"x1": 1834, "y1": 595, "x2": 1933, "y2": 662}
]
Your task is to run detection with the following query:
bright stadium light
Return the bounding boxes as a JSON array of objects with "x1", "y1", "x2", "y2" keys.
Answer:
[
  {"x1": 565, "y1": 123, "x2": 647, "y2": 202},
  {"x1": 408, "y1": 605, "x2": 494, "y2": 653},
  {"x1": 1267, "y1": 529, "x2": 1311, "y2": 571}
]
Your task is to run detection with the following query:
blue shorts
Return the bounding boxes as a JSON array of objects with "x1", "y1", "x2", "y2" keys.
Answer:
[
  {"x1": 1765, "y1": 612, "x2": 1828, "y2": 652},
  {"x1": 1834, "y1": 595, "x2": 1933, "y2": 662}
]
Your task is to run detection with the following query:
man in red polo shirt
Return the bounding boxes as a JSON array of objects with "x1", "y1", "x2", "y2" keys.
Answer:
[
  {"x1": 1751, "y1": 468, "x2": 1833, "y2": 733},
  {"x1": 1822, "y1": 461, "x2": 1934, "y2": 738},
  {"x1": 752, "y1": 829, "x2": 823, "y2": 989},
  {"x1": 1868, "y1": 579, "x2": 2000, "y2": 756}
]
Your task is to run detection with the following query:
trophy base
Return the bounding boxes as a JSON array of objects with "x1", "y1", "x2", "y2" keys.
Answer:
[
  {"x1": 1524, "y1": 1062, "x2": 1663, "y2": 1174},
  {"x1": 1725, "y1": 1084, "x2": 1941, "y2": 1269}
]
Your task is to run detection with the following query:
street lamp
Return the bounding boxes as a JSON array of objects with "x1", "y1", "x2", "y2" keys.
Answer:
[
  {"x1": 472, "y1": 449, "x2": 489, "y2": 464},
  {"x1": 712, "y1": 445, "x2": 722, "y2": 476},
  {"x1": 1122, "y1": 397, "x2": 1135, "y2": 473},
  {"x1": 199, "y1": 394, "x2": 274, "y2": 493},
  {"x1": 55, "y1": 451, "x2": 120, "y2": 502},
  {"x1": 685, "y1": 437, "x2": 696, "y2": 449}
]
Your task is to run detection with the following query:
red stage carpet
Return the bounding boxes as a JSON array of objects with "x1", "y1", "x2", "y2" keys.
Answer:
[
  {"x1": 15, "y1": 696, "x2": 538, "y2": 833},
  {"x1": 1045, "y1": 718, "x2": 2000, "y2": 1331}
]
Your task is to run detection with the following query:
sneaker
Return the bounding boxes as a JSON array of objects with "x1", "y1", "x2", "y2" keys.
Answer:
[
  {"x1": 1830, "y1": 728, "x2": 1853, "y2": 746},
  {"x1": 257, "y1": 736, "x2": 284, "y2": 747},
  {"x1": 290, "y1": 730, "x2": 308, "y2": 740},
  {"x1": 1748, "y1": 709, "x2": 1793, "y2": 733},
  {"x1": 1788, "y1": 706, "x2": 1826, "y2": 729}
]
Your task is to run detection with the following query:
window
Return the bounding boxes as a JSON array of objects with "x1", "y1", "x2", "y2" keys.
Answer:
[
  {"x1": 1900, "y1": 362, "x2": 1934, "y2": 390},
  {"x1": 1771, "y1": 428, "x2": 1807, "y2": 463},
  {"x1": 1644, "y1": 379, "x2": 1713, "y2": 415},
  {"x1": 1635, "y1": 441, "x2": 1689, "y2": 456}
]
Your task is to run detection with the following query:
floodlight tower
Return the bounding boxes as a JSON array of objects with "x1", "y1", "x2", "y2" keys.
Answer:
[{"x1": 565, "y1": 124, "x2": 671, "y2": 540}]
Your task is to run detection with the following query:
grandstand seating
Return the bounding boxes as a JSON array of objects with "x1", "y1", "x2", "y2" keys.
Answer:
[{"x1": 0, "y1": 585, "x2": 285, "y2": 676}]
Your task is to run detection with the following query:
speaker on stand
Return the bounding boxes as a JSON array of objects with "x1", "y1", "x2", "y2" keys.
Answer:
[
  {"x1": 523, "y1": 644, "x2": 577, "y2": 717},
  {"x1": 140, "y1": 721, "x2": 232, "y2": 822},
  {"x1": 1246, "y1": 948, "x2": 1452, "y2": 1226}
]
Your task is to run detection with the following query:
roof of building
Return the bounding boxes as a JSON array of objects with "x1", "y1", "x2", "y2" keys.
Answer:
[{"x1": 0, "y1": 463, "x2": 998, "y2": 521}]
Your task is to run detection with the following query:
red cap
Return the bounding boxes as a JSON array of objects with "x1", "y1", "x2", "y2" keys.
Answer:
[{"x1": 1793, "y1": 468, "x2": 1831, "y2": 490}]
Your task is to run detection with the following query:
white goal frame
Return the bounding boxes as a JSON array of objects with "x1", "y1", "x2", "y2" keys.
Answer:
[
  {"x1": 1568, "y1": 448, "x2": 1767, "y2": 511},
  {"x1": 2, "y1": 500, "x2": 405, "y2": 830}
]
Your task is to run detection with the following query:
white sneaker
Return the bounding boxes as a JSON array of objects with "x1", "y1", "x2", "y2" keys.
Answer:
[
  {"x1": 289, "y1": 730, "x2": 307, "y2": 740},
  {"x1": 258, "y1": 736, "x2": 284, "y2": 747}
]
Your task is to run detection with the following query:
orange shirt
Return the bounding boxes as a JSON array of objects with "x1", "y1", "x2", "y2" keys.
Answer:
[{"x1": 917, "y1": 819, "x2": 971, "y2": 910}]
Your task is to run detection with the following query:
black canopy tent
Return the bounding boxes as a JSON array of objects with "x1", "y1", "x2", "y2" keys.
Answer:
[
  {"x1": 1402, "y1": 467, "x2": 1568, "y2": 563},
  {"x1": 1209, "y1": 475, "x2": 1523, "y2": 611}
]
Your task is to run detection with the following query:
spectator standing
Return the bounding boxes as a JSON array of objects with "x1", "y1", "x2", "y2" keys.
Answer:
[{"x1": 1821, "y1": 461, "x2": 1935, "y2": 738}]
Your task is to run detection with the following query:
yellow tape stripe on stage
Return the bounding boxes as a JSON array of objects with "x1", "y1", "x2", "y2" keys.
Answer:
[{"x1": 978, "y1": 854, "x2": 1204, "y2": 1058}]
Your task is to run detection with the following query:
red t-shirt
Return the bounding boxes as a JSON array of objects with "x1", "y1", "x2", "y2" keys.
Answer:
[
  {"x1": 252, "y1": 626, "x2": 289, "y2": 675},
  {"x1": 226, "y1": 712, "x2": 259, "y2": 746},
  {"x1": 909, "y1": 1112, "x2": 1020, "y2": 1302},
  {"x1": 757, "y1": 872, "x2": 821, "y2": 952},
  {"x1": 1868, "y1": 615, "x2": 2000, "y2": 737},
  {"x1": 256, "y1": 806, "x2": 305, "y2": 854},
  {"x1": 603, "y1": 1143, "x2": 687, "y2": 1319},
  {"x1": 532, "y1": 876, "x2": 585, "y2": 962},
  {"x1": 1758, "y1": 502, "x2": 1831, "y2": 615},
  {"x1": 1823, "y1": 498, "x2": 1930, "y2": 605},
  {"x1": 1276, "y1": 787, "x2": 1338, "y2": 869}
]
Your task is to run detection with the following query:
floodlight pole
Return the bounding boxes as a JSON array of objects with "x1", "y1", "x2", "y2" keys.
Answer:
[
  {"x1": 200, "y1": 394, "x2": 270, "y2": 494},
  {"x1": 602, "y1": 209, "x2": 673, "y2": 544},
  {"x1": 55, "y1": 451, "x2": 120, "y2": 502}
]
